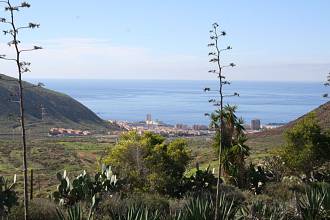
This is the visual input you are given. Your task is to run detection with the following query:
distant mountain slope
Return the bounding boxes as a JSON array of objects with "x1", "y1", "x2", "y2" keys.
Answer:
[
  {"x1": 247, "y1": 101, "x2": 330, "y2": 155},
  {"x1": 251, "y1": 101, "x2": 330, "y2": 138},
  {"x1": 0, "y1": 74, "x2": 110, "y2": 133}
]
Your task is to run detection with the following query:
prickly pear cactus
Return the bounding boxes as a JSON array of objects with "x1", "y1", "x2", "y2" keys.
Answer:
[
  {"x1": 0, "y1": 174, "x2": 18, "y2": 217},
  {"x1": 53, "y1": 165, "x2": 118, "y2": 207}
]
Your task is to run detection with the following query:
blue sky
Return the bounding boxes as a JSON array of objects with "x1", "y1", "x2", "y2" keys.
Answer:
[{"x1": 1, "y1": 0, "x2": 330, "y2": 81}]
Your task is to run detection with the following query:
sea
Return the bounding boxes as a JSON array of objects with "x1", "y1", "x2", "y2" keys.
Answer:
[{"x1": 32, "y1": 79, "x2": 328, "y2": 126}]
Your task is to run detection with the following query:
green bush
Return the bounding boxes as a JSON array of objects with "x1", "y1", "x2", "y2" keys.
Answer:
[
  {"x1": 183, "y1": 165, "x2": 217, "y2": 194},
  {"x1": 281, "y1": 113, "x2": 330, "y2": 173},
  {"x1": 104, "y1": 131, "x2": 191, "y2": 197}
]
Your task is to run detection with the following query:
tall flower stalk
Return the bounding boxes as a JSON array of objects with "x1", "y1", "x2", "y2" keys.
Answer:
[
  {"x1": 204, "y1": 22, "x2": 237, "y2": 220},
  {"x1": 0, "y1": 1, "x2": 42, "y2": 219},
  {"x1": 324, "y1": 72, "x2": 330, "y2": 98}
]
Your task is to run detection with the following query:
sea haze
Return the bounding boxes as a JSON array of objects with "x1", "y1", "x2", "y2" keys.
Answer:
[{"x1": 31, "y1": 79, "x2": 327, "y2": 126}]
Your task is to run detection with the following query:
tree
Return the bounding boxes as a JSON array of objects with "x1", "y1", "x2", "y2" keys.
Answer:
[
  {"x1": 103, "y1": 131, "x2": 191, "y2": 197},
  {"x1": 281, "y1": 113, "x2": 330, "y2": 174},
  {"x1": 0, "y1": 1, "x2": 42, "y2": 219},
  {"x1": 324, "y1": 72, "x2": 330, "y2": 98},
  {"x1": 204, "y1": 22, "x2": 237, "y2": 220}
]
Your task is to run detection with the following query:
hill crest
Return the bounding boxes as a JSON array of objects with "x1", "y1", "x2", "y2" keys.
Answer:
[{"x1": 0, "y1": 74, "x2": 109, "y2": 133}]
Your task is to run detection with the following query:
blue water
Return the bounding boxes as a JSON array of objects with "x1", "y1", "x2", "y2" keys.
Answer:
[{"x1": 31, "y1": 79, "x2": 328, "y2": 125}]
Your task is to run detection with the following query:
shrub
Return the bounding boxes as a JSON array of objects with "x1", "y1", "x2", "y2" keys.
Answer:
[
  {"x1": 260, "y1": 155, "x2": 287, "y2": 182},
  {"x1": 264, "y1": 182, "x2": 295, "y2": 202},
  {"x1": 246, "y1": 164, "x2": 269, "y2": 194},
  {"x1": 94, "y1": 193, "x2": 170, "y2": 219},
  {"x1": 310, "y1": 161, "x2": 330, "y2": 183},
  {"x1": 8, "y1": 198, "x2": 58, "y2": 220},
  {"x1": 240, "y1": 199, "x2": 293, "y2": 220},
  {"x1": 281, "y1": 113, "x2": 330, "y2": 174},
  {"x1": 104, "y1": 131, "x2": 191, "y2": 197},
  {"x1": 183, "y1": 165, "x2": 217, "y2": 194}
]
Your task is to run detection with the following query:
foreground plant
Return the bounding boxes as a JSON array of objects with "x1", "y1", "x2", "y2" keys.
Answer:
[
  {"x1": 239, "y1": 200, "x2": 292, "y2": 220},
  {"x1": 109, "y1": 205, "x2": 161, "y2": 220},
  {"x1": 53, "y1": 166, "x2": 118, "y2": 219},
  {"x1": 0, "y1": 175, "x2": 18, "y2": 217},
  {"x1": 174, "y1": 193, "x2": 241, "y2": 220},
  {"x1": 56, "y1": 204, "x2": 83, "y2": 220},
  {"x1": 104, "y1": 131, "x2": 191, "y2": 197},
  {"x1": 297, "y1": 183, "x2": 330, "y2": 220},
  {"x1": 184, "y1": 165, "x2": 217, "y2": 193},
  {"x1": 0, "y1": 1, "x2": 42, "y2": 219}
]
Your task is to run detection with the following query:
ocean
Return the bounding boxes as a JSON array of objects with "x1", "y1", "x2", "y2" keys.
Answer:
[{"x1": 32, "y1": 79, "x2": 328, "y2": 126}]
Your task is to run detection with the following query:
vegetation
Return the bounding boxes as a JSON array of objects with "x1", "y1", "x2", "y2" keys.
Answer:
[
  {"x1": 104, "y1": 131, "x2": 191, "y2": 197},
  {"x1": 53, "y1": 167, "x2": 118, "y2": 219},
  {"x1": 0, "y1": 74, "x2": 111, "y2": 134},
  {"x1": 281, "y1": 113, "x2": 330, "y2": 173},
  {"x1": 0, "y1": 1, "x2": 42, "y2": 218},
  {"x1": 0, "y1": 1, "x2": 329, "y2": 219},
  {"x1": 205, "y1": 22, "x2": 237, "y2": 220},
  {"x1": 210, "y1": 105, "x2": 249, "y2": 187},
  {"x1": 0, "y1": 175, "x2": 18, "y2": 217}
]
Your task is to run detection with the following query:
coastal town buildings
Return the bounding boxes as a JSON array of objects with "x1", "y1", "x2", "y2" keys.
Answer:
[
  {"x1": 49, "y1": 128, "x2": 91, "y2": 136},
  {"x1": 251, "y1": 119, "x2": 261, "y2": 130}
]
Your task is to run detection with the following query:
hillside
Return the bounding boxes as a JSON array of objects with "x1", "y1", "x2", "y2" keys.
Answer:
[
  {"x1": 0, "y1": 74, "x2": 111, "y2": 134},
  {"x1": 247, "y1": 101, "x2": 330, "y2": 160}
]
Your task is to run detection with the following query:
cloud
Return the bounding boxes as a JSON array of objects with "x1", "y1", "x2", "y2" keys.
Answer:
[
  {"x1": 1, "y1": 38, "x2": 208, "y2": 80},
  {"x1": 1, "y1": 38, "x2": 329, "y2": 81}
]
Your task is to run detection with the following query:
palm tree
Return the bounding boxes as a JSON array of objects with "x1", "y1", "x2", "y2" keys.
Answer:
[{"x1": 210, "y1": 105, "x2": 249, "y2": 187}]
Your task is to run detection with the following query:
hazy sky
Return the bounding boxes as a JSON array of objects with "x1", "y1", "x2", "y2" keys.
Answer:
[{"x1": 1, "y1": 0, "x2": 329, "y2": 81}]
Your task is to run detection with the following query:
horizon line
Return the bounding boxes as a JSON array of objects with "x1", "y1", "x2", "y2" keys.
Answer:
[{"x1": 24, "y1": 77, "x2": 324, "y2": 83}]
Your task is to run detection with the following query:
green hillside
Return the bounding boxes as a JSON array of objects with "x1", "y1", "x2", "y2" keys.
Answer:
[
  {"x1": 247, "y1": 101, "x2": 330, "y2": 160},
  {"x1": 0, "y1": 74, "x2": 111, "y2": 134}
]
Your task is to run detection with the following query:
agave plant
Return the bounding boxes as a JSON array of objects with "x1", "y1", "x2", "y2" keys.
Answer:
[
  {"x1": 175, "y1": 193, "x2": 241, "y2": 220},
  {"x1": 297, "y1": 183, "x2": 330, "y2": 220},
  {"x1": 181, "y1": 196, "x2": 213, "y2": 220},
  {"x1": 109, "y1": 205, "x2": 161, "y2": 220},
  {"x1": 238, "y1": 200, "x2": 290, "y2": 220},
  {"x1": 56, "y1": 204, "x2": 82, "y2": 220}
]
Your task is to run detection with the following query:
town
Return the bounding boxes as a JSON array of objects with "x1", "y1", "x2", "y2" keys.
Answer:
[{"x1": 111, "y1": 114, "x2": 285, "y2": 137}]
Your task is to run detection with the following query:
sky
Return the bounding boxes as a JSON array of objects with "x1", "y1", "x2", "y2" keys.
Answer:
[{"x1": 0, "y1": 0, "x2": 330, "y2": 81}]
